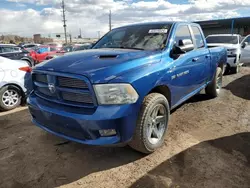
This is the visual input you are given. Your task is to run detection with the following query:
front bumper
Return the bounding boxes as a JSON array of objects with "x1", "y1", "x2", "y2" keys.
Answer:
[{"x1": 27, "y1": 93, "x2": 140, "y2": 145}]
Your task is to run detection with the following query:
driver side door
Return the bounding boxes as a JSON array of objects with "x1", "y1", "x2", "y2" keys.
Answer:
[{"x1": 241, "y1": 35, "x2": 250, "y2": 64}]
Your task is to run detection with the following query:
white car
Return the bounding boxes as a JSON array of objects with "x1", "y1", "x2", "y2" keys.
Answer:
[
  {"x1": 206, "y1": 34, "x2": 250, "y2": 73},
  {"x1": 0, "y1": 56, "x2": 32, "y2": 111}
]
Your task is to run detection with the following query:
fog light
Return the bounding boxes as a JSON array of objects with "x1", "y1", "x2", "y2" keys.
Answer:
[{"x1": 99, "y1": 129, "x2": 116, "y2": 137}]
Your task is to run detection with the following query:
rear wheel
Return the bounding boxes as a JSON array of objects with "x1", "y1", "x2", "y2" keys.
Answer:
[
  {"x1": 0, "y1": 86, "x2": 22, "y2": 111},
  {"x1": 205, "y1": 67, "x2": 222, "y2": 98},
  {"x1": 231, "y1": 65, "x2": 240, "y2": 74},
  {"x1": 129, "y1": 93, "x2": 170, "y2": 154}
]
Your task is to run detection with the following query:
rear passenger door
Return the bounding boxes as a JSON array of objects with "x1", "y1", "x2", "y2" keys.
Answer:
[
  {"x1": 169, "y1": 24, "x2": 209, "y2": 105},
  {"x1": 190, "y1": 25, "x2": 210, "y2": 83}
]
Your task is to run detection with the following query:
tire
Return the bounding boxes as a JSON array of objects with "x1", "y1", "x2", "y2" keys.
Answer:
[
  {"x1": 205, "y1": 67, "x2": 222, "y2": 98},
  {"x1": 22, "y1": 59, "x2": 34, "y2": 67},
  {"x1": 0, "y1": 85, "x2": 22, "y2": 111},
  {"x1": 224, "y1": 65, "x2": 230, "y2": 75},
  {"x1": 222, "y1": 65, "x2": 228, "y2": 75},
  {"x1": 129, "y1": 93, "x2": 170, "y2": 154},
  {"x1": 231, "y1": 65, "x2": 240, "y2": 74}
]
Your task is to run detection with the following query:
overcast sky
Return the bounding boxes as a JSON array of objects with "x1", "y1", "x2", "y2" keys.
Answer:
[{"x1": 0, "y1": 0, "x2": 250, "y2": 38}]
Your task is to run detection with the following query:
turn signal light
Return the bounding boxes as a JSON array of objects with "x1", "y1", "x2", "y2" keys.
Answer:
[{"x1": 19, "y1": 66, "x2": 32, "y2": 73}]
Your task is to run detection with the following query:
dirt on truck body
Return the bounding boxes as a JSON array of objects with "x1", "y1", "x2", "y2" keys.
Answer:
[{"x1": 0, "y1": 67, "x2": 250, "y2": 188}]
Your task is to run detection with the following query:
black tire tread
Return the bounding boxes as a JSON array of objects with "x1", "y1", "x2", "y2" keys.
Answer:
[
  {"x1": 129, "y1": 93, "x2": 169, "y2": 154},
  {"x1": 205, "y1": 67, "x2": 222, "y2": 98}
]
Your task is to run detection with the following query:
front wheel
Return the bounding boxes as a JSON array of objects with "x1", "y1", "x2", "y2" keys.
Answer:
[
  {"x1": 205, "y1": 67, "x2": 223, "y2": 98},
  {"x1": 129, "y1": 93, "x2": 170, "y2": 154},
  {"x1": 0, "y1": 86, "x2": 22, "y2": 111}
]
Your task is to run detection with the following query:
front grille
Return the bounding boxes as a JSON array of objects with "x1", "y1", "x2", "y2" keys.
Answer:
[
  {"x1": 58, "y1": 76, "x2": 88, "y2": 89},
  {"x1": 62, "y1": 92, "x2": 93, "y2": 104},
  {"x1": 33, "y1": 72, "x2": 94, "y2": 107},
  {"x1": 34, "y1": 74, "x2": 47, "y2": 83},
  {"x1": 37, "y1": 87, "x2": 55, "y2": 97}
]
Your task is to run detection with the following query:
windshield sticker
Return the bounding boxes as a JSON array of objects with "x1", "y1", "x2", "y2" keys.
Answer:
[{"x1": 149, "y1": 29, "x2": 168, "y2": 34}]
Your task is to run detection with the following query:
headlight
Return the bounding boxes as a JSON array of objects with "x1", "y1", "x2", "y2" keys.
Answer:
[{"x1": 94, "y1": 84, "x2": 139, "y2": 105}]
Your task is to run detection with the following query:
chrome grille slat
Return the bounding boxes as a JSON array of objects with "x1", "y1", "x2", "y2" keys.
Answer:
[{"x1": 58, "y1": 76, "x2": 88, "y2": 89}]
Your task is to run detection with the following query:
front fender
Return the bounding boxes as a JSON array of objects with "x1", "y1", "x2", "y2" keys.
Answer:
[{"x1": 109, "y1": 58, "x2": 173, "y2": 106}]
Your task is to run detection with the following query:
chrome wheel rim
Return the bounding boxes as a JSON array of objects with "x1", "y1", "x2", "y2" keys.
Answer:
[
  {"x1": 147, "y1": 104, "x2": 167, "y2": 145},
  {"x1": 216, "y1": 71, "x2": 222, "y2": 93},
  {"x1": 2, "y1": 90, "x2": 19, "y2": 107}
]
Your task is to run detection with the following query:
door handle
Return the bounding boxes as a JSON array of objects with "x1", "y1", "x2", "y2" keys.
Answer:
[
  {"x1": 205, "y1": 55, "x2": 211, "y2": 58},
  {"x1": 192, "y1": 57, "x2": 199, "y2": 62}
]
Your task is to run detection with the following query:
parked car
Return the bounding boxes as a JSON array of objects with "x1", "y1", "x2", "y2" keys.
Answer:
[
  {"x1": 206, "y1": 34, "x2": 250, "y2": 73},
  {"x1": 240, "y1": 35, "x2": 250, "y2": 65},
  {"x1": 0, "y1": 44, "x2": 34, "y2": 67},
  {"x1": 30, "y1": 46, "x2": 63, "y2": 64},
  {"x1": 74, "y1": 43, "x2": 93, "y2": 51},
  {"x1": 0, "y1": 57, "x2": 32, "y2": 111},
  {"x1": 19, "y1": 43, "x2": 40, "y2": 52},
  {"x1": 28, "y1": 22, "x2": 227, "y2": 153}
]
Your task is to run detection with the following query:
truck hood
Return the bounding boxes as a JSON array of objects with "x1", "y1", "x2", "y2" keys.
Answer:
[
  {"x1": 35, "y1": 48, "x2": 162, "y2": 83},
  {"x1": 207, "y1": 43, "x2": 239, "y2": 50}
]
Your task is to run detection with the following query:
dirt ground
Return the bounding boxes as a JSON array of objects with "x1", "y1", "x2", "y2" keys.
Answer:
[{"x1": 0, "y1": 67, "x2": 250, "y2": 188}]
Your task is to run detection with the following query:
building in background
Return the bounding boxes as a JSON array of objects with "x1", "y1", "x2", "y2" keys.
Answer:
[
  {"x1": 197, "y1": 17, "x2": 250, "y2": 37},
  {"x1": 33, "y1": 34, "x2": 53, "y2": 44}
]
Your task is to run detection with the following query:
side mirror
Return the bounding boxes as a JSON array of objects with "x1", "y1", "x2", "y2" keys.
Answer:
[
  {"x1": 170, "y1": 39, "x2": 194, "y2": 59},
  {"x1": 241, "y1": 42, "x2": 248, "y2": 49},
  {"x1": 179, "y1": 39, "x2": 194, "y2": 52}
]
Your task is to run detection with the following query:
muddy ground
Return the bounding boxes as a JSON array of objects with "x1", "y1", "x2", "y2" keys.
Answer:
[{"x1": 0, "y1": 67, "x2": 250, "y2": 188}]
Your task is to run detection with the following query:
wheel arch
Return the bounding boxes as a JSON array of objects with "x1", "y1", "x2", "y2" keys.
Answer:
[
  {"x1": 148, "y1": 85, "x2": 172, "y2": 108},
  {"x1": 1, "y1": 83, "x2": 25, "y2": 98},
  {"x1": 21, "y1": 57, "x2": 34, "y2": 67}
]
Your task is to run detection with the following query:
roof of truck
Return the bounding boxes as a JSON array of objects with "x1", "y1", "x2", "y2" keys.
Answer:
[
  {"x1": 115, "y1": 21, "x2": 198, "y2": 29},
  {"x1": 207, "y1": 34, "x2": 241, "y2": 37}
]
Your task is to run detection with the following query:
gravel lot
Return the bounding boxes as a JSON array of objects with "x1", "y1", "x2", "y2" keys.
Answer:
[{"x1": 0, "y1": 67, "x2": 250, "y2": 188}]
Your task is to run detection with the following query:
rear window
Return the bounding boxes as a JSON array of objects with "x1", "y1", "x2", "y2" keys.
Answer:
[
  {"x1": 191, "y1": 26, "x2": 205, "y2": 48},
  {"x1": 206, "y1": 36, "x2": 238, "y2": 44}
]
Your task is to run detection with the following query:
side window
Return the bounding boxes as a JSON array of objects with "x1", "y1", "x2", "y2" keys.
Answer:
[
  {"x1": 174, "y1": 25, "x2": 193, "y2": 48},
  {"x1": 13, "y1": 47, "x2": 21, "y2": 52},
  {"x1": 191, "y1": 26, "x2": 205, "y2": 48},
  {"x1": 50, "y1": 47, "x2": 57, "y2": 51},
  {"x1": 243, "y1": 36, "x2": 250, "y2": 43},
  {"x1": 0, "y1": 47, "x2": 2, "y2": 53},
  {"x1": 1, "y1": 47, "x2": 14, "y2": 53}
]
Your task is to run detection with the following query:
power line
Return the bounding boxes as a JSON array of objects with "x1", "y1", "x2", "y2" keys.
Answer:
[
  {"x1": 61, "y1": 0, "x2": 67, "y2": 44},
  {"x1": 109, "y1": 10, "x2": 112, "y2": 31}
]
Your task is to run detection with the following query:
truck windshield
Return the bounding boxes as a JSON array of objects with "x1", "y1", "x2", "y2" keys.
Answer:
[
  {"x1": 93, "y1": 24, "x2": 172, "y2": 50},
  {"x1": 206, "y1": 36, "x2": 238, "y2": 44}
]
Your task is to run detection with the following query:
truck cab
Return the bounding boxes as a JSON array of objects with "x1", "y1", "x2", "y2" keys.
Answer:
[{"x1": 28, "y1": 22, "x2": 226, "y2": 153}]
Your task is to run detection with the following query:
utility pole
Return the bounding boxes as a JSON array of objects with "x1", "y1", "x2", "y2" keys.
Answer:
[
  {"x1": 61, "y1": 0, "x2": 67, "y2": 44},
  {"x1": 79, "y1": 28, "x2": 82, "y2": 38},
  {"x1": 109, "y1": 10, "x2": 112, "y2": 31}
]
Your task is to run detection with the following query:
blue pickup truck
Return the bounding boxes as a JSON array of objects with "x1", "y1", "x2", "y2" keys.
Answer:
[{"x1": 28, "y1": 22, "x2": 227, "y2": 153}]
